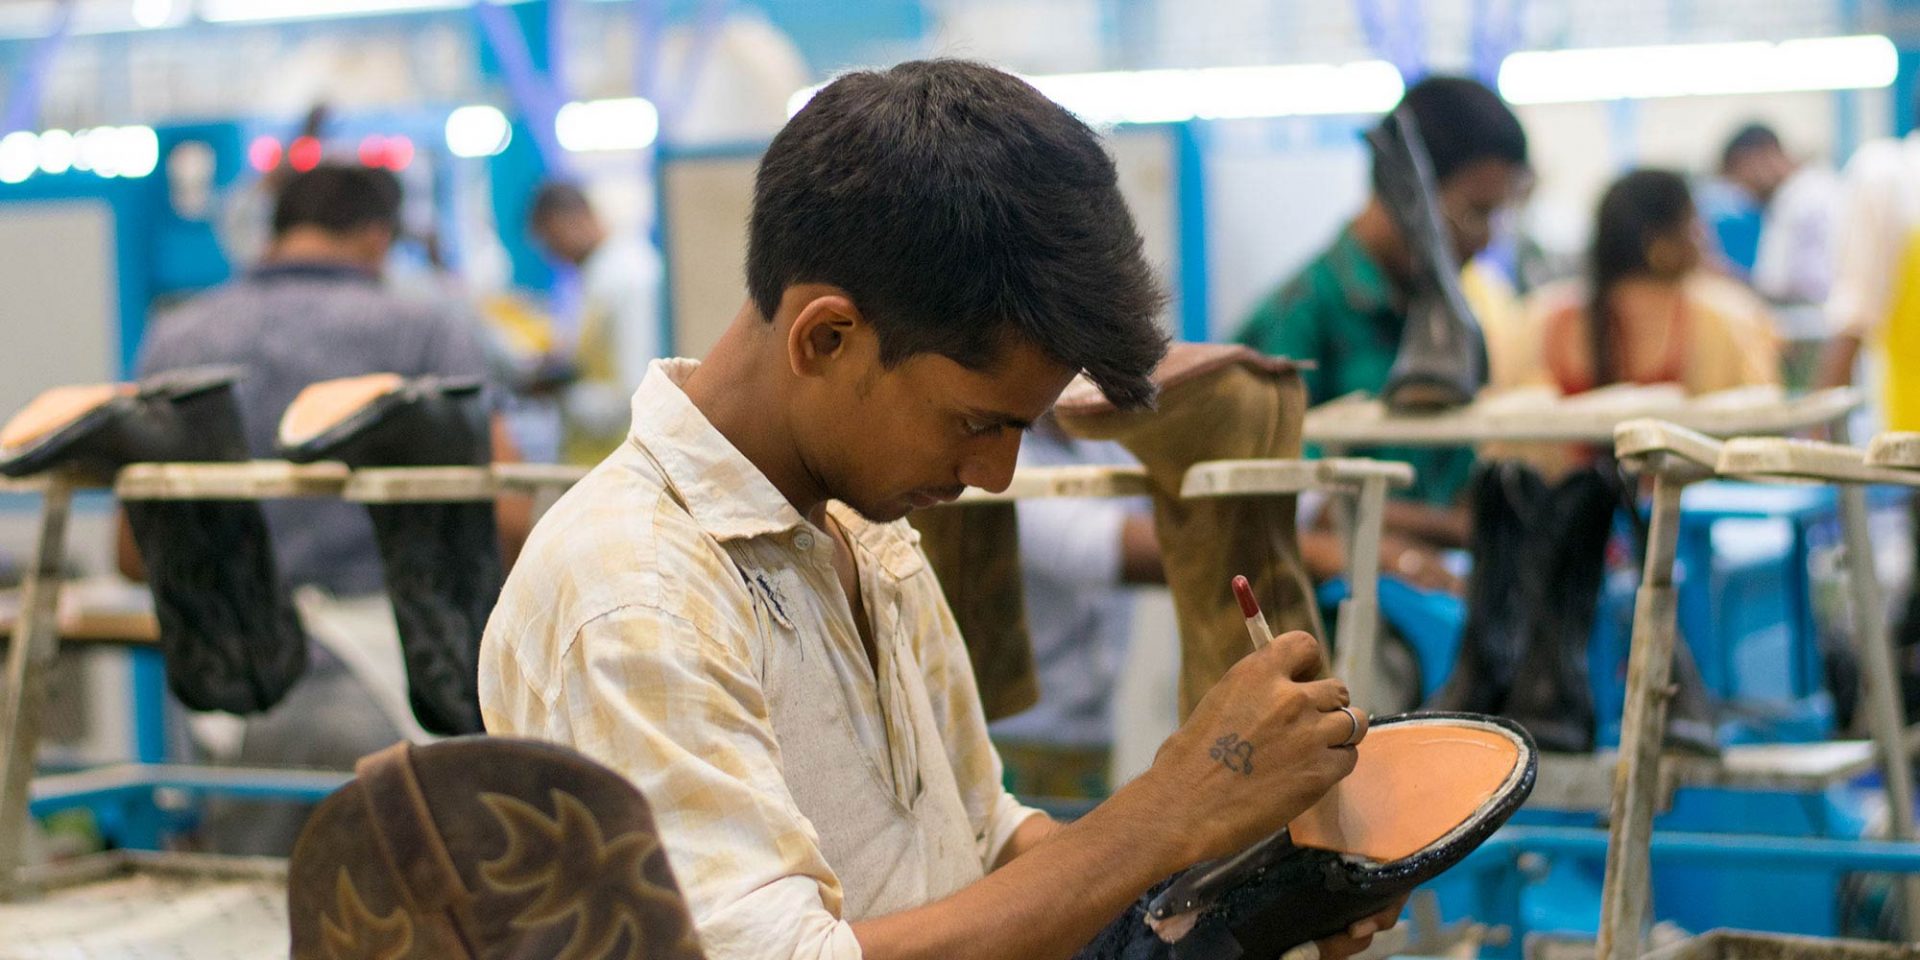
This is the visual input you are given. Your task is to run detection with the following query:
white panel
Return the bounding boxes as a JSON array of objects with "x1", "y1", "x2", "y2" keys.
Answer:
[
  {"x1": 1106, "y1": 126, "x2": 1180, "y2": 336},
  {"x1": 661, "y1": 154, "x2": 758, "y2": 360},
  {"x1": 0, "y1": 200, "x2": 119, "y2": 417}
]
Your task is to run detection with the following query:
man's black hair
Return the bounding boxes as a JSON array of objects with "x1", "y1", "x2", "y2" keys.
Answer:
[
  {"x1": 1720, "y1": 122, "x2": 1782, "y2": 173},
  {"x1": 271, "y1": 164, "x2": 402, "y2": 237},
  {"x1": 747, "y1": 59, "x2": 1168, "y2": 409},
  {"x1": 528, "y1": 180, "x2": 593, "y2": 227},
  {"x1": 1371, "y1": 75, "x2": 1528, "y2": 192}
]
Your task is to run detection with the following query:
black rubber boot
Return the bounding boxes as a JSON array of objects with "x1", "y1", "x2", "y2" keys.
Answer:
[
  {"x1": 1365, "y1": 108, "x2": 1488, "y2": 413},
  {"x1": 0, "y1": 367, "x2": 307, "y2": 714},
  {"x1": 1427, "y1": 462, "x2": 1542, "y2": 715},
  {"x1": 280, "y1": 375, "x2": 498, "y2": 735},
  {"x1": 1503, "y1": 466, "x2": 1623, "y2": 753}
]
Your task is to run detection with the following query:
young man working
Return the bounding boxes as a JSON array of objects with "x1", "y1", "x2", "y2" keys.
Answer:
[
  {"x1": 482, "y1": 60, "x2": 1392, "y2": 960},
  {"x1": 1234, "y1": 76, "x2": 1530, "y2": 585},
  {"x1": 527, "y1": 181, "x2": 662, "y2": 464}
]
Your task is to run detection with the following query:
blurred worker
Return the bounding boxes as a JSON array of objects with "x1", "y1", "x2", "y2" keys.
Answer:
[
  {"x1": 1720, "y1": 123, "x2": 1842, "y2": 311},
  {"x1": 527, "y1": 181, "x2": 662, "y2": 465},
  {"x1": 1819, "y1": 117, "x2": 1920, "y2": 710},
  {"x1": 1516, "y1": 169, "x2": 1780, "y2": 401},
  {"x1": 989, "y1": 419, "x2": 1160, "y2": 799},
  {"x1": 124, "y1": 164, "x2": 530, "y2": 854},
  {"x1": 1235, "y1": 75, "x2": 1529, "y2": 588}
]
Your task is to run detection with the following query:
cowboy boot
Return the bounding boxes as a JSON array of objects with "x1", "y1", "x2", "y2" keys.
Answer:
[
  {"x1": 280, "y1": 374, "x2": 499, "y2": 735},
  {"x1": 909, "y1": 503, "x2": 1038, "y2": 722},
  {"x1": 1076, "y1": 713, "x2": 1537, "y2": 960},
  {"x1": 1055, "y1": 344, "x2": 1321, "y2": 718},
  {"x1": 1368, "y1": 108, "x2": 1488, "y2": 412},
  {"x1": 1503, "y1": 466, "x2": 1622, "y2": 753},
  {"x1": 289, "y1": 737, "x2": 704, "y2": 959},
  {"x1": 0, "y1": 367, "x2": 307, "y2": 715},
  {"x1": 1426, "y1": 461, "x2": 1542, "y2": 716}
]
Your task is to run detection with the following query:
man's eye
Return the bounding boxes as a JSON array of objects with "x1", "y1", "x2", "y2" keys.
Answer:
[{"x1": 962, "y1": 418, "x2": 998, "y2": 437}]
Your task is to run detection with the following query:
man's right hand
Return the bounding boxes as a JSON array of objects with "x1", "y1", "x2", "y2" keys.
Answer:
[{"x1": 1136, "y1": 631, "x2": 1365, "y2": 864}]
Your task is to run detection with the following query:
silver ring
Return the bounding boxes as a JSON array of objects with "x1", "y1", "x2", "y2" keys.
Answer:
[{"x1": 1337, "y1": 706, "x2": 1362, "y2": 747}]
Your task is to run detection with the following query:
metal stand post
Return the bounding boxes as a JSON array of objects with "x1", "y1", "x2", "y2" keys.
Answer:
[
  {"x1": 1599, "y1": 459, "x2": 1688, "y2": 960},
  {"x1": 0, "y1": 477, "x2": 74, "y2": 896}
]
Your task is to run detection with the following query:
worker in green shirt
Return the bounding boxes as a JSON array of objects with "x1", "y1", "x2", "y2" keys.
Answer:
[{"x1": 1236, "y1": 75, "x2": 1529, "y2": 590}]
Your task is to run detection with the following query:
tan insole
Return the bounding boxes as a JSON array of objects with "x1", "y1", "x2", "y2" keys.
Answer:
[
  {"x1": 0, "y1": 383, "x2": 132, "y2": 453},
  {"x1": 279, "y1": 373, "x2": 404, "y2": 448},
  {"x1": 1288, "y1": 723, "x2": 1521, "y2": 863}
]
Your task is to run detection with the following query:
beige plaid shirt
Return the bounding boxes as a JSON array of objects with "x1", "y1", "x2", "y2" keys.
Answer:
[{"x1": 481, "y1": 359, "x2": 1041, "y2": 960}]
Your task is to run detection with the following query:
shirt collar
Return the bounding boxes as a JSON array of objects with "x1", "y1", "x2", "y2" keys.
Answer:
[
  {"x1": 629, "y1": 359, "x2": 811, "y2": 542},
  {"x1": 249, "y1": 259, "x2": 380, "y2": 285},
  {"x1": 1326, "y1": 224, "x2": 1399, "y2": 317}
]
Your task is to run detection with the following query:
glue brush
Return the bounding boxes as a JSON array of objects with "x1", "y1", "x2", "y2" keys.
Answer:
[{"x1": 1233, "y1": 575, "x2": 1271, "y2": 652}]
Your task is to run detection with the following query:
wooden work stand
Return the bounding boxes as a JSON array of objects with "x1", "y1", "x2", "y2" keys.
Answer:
[
  {"x1": 1603, "y1": 420, "x2": 1920, "y2": 959},
  {"x1": 0, "y1": 460, "x2": 588, "y2": 897},
  {"x1": 1302, "y1": 385, "x2": 1891, "y2": 956}
]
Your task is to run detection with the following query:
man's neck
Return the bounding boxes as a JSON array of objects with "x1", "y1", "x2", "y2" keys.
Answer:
[
  {"x1": 681, "y1": 307, "x2": 832, "y2": 524},
  {"x1": 266, "y1": 230, "x2": 376, "y2": 272},
  {"x1": 1350, "y1": 199, "x2": 1414, "y2": 292}
]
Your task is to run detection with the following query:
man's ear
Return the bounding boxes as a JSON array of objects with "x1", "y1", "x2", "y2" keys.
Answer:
[{"x1": 784, "y1": 288, "x2": 864, "y2": 380}]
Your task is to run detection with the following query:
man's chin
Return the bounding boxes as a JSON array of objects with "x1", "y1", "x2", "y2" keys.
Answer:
[{"x1": 839, "y1": 496, "x2": 913, "y2": 524}]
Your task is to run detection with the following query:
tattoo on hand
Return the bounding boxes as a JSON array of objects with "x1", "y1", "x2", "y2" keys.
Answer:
[{"x1": 1210, "y1": 733, "x2": 1254, "y2": 776}]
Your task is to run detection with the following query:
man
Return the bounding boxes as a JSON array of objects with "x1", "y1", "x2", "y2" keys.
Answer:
[
  {"x1": 528, "y1": 181, "x2": 662, "y2": 464},
  {"x1": 1234, "y1": 75, "x2": 1529, "y2": 583},
  {"x1": 1721, "y1": 123, "x2": 1840, "y2": 310},
  {"x1": 129, "y1": 164, "x2": 526, "y2": 853},
  {"x1": 1818, "y1": 117, "x2": 1920, "y2": 711},
  {"x1": 483, "y1": 60, "x2": 1393, "y2": 960}
]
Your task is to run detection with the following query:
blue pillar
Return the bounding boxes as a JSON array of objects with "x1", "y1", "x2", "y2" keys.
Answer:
[
  {"x1": 476, "y1": 0, "x2": 559, "y2": 292},
  {"x1": 1174, "y1": 122, "x2": 1210, "y2": 343}
]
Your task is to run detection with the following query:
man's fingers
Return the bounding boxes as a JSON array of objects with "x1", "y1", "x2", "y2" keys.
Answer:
[
  {"x1": 1321, "y1": 703, "x2": 1369, "y2": 748},
  {"x1": 1302, "y1": 679, "x2": 1351, "y2": 712},
  {"x1": 1267, "y1": 631, "x2": 1327, "y2": 681}
]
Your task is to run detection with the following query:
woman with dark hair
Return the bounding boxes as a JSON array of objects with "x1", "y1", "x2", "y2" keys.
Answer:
[{"x1": 1509, "y1": 169, "x2": 1780, "y2": 396}]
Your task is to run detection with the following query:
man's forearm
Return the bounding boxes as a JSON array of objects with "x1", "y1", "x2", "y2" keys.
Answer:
[
  {"x1": 853, "y1": 779, "x2": 1189, "y2": 960},
  {"x1": 1381, "y1": 500, "x2": 1468, "y2": 549},
  {"x1": 993, "y1": 811, "x2": 1063, "y2": 870},
  {"x1": 1816, "y1": 333, "x2": 1863, "y2": 390}
]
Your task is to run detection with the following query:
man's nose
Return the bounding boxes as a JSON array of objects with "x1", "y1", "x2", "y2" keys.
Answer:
[{"x1": 956, "y1": 432, "x2": 1021, "y2": 494}]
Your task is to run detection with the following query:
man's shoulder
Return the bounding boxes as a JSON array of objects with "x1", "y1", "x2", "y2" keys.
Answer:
[{"x1": 496, "y1": 444, "x2": 744, "y2": 641}]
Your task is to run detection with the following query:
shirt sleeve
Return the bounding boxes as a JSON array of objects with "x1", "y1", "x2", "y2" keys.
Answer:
[
  {"x1": 1827, "y1": 142, "x2": 1904, "y2": 339},
  {"x1": 505, "y1": 606, "x2": 865, "y2": 960}
]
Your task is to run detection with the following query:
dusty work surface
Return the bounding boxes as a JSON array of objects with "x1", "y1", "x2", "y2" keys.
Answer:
[{"x1": 0, "y1": 854, "x2": 286, "y2": 958}]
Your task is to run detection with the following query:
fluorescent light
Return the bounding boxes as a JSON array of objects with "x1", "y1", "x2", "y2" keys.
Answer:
[
  {"x1": 117, "y1": 126, "x2": 159, "y2": 178},
  {"x1": 132, "y1": 0, "x2": 174, "y2": 29},
  {"x1": 446, "y1": 105, "x2": 512, "y2": 158},
  {"x1": 1498, "y1": 34, "x2": 1898, "y2": 104},
  {"x1": 556, "y1": 98, "x2": 660, "y2": 152},
  {"x1": 37, "y1": 130, "x2": 74, "y2": 175},
  {"x1": 0, "y1": 132, "x2": 36, "y2": 184},
  {"x1": 198, "y1": 0, "x2": 471, "y2": 24},
  {"x1": 788, "y1": 60, "x2": 1404, "y2": 126}
]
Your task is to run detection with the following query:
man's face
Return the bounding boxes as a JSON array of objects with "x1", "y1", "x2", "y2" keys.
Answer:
[
  {"x1": 1726, "y1": 147, "x2": 1793, "y2": 205},
  {"x1": 532, "y1": 212, "x2": 601, "y2": 267},
  {"x1": 1437, "y1": 158, "x2": 1525, "y2": 263},
  {"x1": 798, "y1": 330, "x2": 1076, "y2": 523}
]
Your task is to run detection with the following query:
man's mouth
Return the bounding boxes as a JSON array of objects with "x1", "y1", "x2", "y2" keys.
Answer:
[{"x1": 907, "y1": 488, "x2": 965, "y2": 509}]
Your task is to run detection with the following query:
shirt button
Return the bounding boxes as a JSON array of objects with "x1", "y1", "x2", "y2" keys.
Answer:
[{"x1": 793, "y1": 531, "x2": 815, "y2": 552}]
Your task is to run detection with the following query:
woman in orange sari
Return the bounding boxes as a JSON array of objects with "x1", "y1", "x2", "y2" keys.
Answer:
[{"x1": 1508, "y1": 169, "x2": 1780, "y2": 396}]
